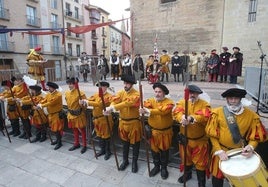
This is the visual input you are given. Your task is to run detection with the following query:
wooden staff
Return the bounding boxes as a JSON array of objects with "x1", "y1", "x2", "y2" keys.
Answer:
[
  {"x1": 7, "y1": 81, "x2": 31, "y2": 143},
  {"x1": 134, "y1": 69, "x2": 151, "y2": 177},
  {"x1": 182, "y1": 65, "x2": 190, "y2": 187},
  {"x1": 75, "y1": 79, "x2": 98, "y2": 159},
  {"x1": 98, "y1": 84, "x2": 119, "y2": 170}
]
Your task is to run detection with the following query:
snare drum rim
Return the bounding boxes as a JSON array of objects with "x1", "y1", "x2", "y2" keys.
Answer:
[{"x1": 219, "y1": 148, "x2": 262, "y2": 179}]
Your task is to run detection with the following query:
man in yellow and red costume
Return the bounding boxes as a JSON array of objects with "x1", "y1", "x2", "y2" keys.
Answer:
[
  {"x1": 159, "y1": 49, "x2": 171, "y2": 82},
  {"x1": 103, "y1": 75, "x2": 141, "y2": 173},
  {"x1": 65, "y1": 77, "x2": 87, "y2": 154},
  {"x1": 36, "y1": 82, "x2": 64, "y2": 150},
  {"x1": 27, "y1": 47, "x2": 47, "y2": 91},
  {"x1": 205, "y1": 88, "x2": 267, "y2": 187},
  {"x1": 139, "y1": 83, "x2": 174, "y2": 179},
  {"x1": 21, "y1": 85, "x2": 48, "y2": 142},
  {"x1": 173, "y1": 84, "x2": 211, "y2": 187},
  {"x1": 82, "y1": 81, "x2": 114, "y2": 160}
]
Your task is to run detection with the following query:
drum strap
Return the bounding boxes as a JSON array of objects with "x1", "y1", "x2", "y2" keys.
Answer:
[{"x1": 223, "y1": 106, "x2": 242, "y2": 144}]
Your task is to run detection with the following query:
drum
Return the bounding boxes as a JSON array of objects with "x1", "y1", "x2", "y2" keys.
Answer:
[{"x1": 219, "y1": 148, "x2": 268, "y2": 187}]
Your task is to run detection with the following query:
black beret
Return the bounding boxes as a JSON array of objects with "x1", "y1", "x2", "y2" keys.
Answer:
[
  {"x1": 96, "y1": 81, "x2": 110, "y2": 87},
  {"x1": 162, "y1": 49, "x2": 167, "y2": 53},
  {"x1": 121, "y1": 75, "x2": 136, "y2": 84},
  {"x1": 112, "y1": 50, "x2": 116, "y2": 53},
  {"x1": 221, "y1": 88, "x2": 247, "y2": 98},
  {"x1": 66, "y1": 77, "x2": 79, "y2": 84},
  {"x1": 173, "y1": 51, "x2": 179, "y2": 54},
  {"x1": 188, "y1": 84, "x2": 203, "y2": 94},
  {"x1": 153, "y1": 83, "x2": 169, "y2": 95},
  {"x1": 222, "y1": 47, "x2": 228, "y2": 51},
  {"x1": 29, "y1": 85, "x2": 42, "y2": 92},
  {"x1": 46, "y1": 82, "x2": 59, "y2": 89},
  {"x1": 233, "y1": 47, "x2": 240, "y2": 51},
  {"x1": 81, "y1": 52, "x2": 87, "y2": 54}
]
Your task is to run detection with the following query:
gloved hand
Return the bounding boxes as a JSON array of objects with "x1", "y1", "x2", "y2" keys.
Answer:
[
  {"x1": 103, "y1": 106, "x2": 115, "y2": 116},
  {"x1": 242, "y1": 145, "x2": 254, "y2": 158},
  {"x1": 139, "y1": 107, "x2": 150, "y2": 116},
  {"x1": 216, "y1": 150, "x2": 228, "y2": 161}
]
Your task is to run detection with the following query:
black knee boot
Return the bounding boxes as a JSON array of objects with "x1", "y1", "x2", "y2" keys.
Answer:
[
  {"x1": 212, "y1": 176, "x2": 224, "y2": 187},
  {"x1": 196, "y1": 169, "x2": 206, "y2": 187},
  {"x1": 104, "y1": 138, "x2": 112, "y2": 160},
  {"x1": 119, "y1": 141, "x2": 130, "y2": 171},
  {"x1": 150, "y1": 150, "x2": 160, "y2": 177},
  {"x1": 178, "y1": 165, "x2": 193, "y2": 183},
  {"x1": 31, "y1": 127, "x2": 41, "y2": 143},
  {"x1": 132, "y1": 142, "x2": 140, "y2": 173},
  {"x1": 11, "y1": 119, "x2": 20, "y2": 137},
  {"x1": 19, "y1": 119, "x2": 31, "y2": 139},
  {"x1": 54, "y1": 131, "x2": 62, "y2": 150},
  {"x1": 160, "y1": 150, "x2": 169, "y2": 179},
  {"x1": 39, "y1": 126, "x2": 47, "y2": 142},
  {"x1": 96, "y1": 138, "x2": 105, "y2": 157}
]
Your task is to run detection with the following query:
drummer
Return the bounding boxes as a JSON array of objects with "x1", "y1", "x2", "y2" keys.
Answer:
[{"x1": 205, "y1": 88, "x2": 267, "y2": 187}]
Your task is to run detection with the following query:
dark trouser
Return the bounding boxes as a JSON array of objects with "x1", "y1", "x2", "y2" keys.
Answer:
[
  {"x1": 160, "y1": 150, "x2": 169, "y2": 179},
  {"x1": 230, "y1": 75, "x2": 237, "y2": 84},
  {"x1": 220, "y1": 75, "x2": 227, "y2": 82},
  {"x1": 161, "y1": 73, "x2": 168, "y2": 82}
]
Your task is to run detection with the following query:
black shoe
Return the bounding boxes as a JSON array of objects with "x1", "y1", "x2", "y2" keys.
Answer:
[
  {"x1": 31, "y1": 137, "x2": 41, "y2": 143},
  {"x1": 96, "y1": 150, "x2": 105, "y2": 157},
  {"x1": 39, "y1": 136, "x2": 47, "y2": 142},
  {"x1": 54, "y1": 142, "x2": 62, "y2": 150},
  {"x1": 149, "y1": 166, "x2": 160, "y2": 177},
  {"x1": 161, "y1": 167, "x2": 169, "y2": 180},
  {"x1": 178, "y1": 173, "x2": 192, "y2": 183},
  {"x1": 132, "y1": 161, "x2": 138, "y2": 173},
  {"x1": 19, "y1": 132, "x2": 26, "y2": 139},
  {"x1": 104, "y1": 152, "x2": 111, "y2": 160},
  {"x1": 80, "y1": 146, "x2": 87, "y2": 154},
  {"x1": 51, "y1": 140, "x2": 57, "y2": 145},
  {"x1": 68, "y1": 144, "x2": 80, "y2": 151},
  {"x1": 119, "y1": 160, "x2": 129, "y2": 171},
  {"x1": 13, "y1": 131, "x2": 20, "y2": 137}
]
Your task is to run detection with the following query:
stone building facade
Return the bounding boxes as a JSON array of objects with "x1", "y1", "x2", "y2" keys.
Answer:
[{"x1": 130, "y1": 0, "x2": 268, "y2": 67}]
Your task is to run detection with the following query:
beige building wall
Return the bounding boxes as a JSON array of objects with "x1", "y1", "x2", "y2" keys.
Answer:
[
  {"x1": 222, "y1": 0, "x2": 268, "y2": 67},
  {"x1": 130, "y1": 0, "x2": 224, "y2": 55}
]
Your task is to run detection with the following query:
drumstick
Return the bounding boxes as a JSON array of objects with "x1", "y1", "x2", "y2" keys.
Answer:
[{"x1": 228, "y1": 150, "x2": 248, "y2": 158}]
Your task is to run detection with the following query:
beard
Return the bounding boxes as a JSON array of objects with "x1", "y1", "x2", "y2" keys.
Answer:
[
  {"x1": 190, "y1": 97, "x2": 198, "y2": 103},
  {"x1": 226, "y1": 102, "x2": 242, "y2": 113}
]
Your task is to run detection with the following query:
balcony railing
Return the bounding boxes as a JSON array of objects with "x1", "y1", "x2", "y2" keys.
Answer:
[
  {"x1": 50, "y1": 22, "x2": 61, "y2": 29},
  {"x1": 26, "y1": 15, "x2": 41, "y2": 27},
  {"x1": 0, "y1": 40, "x2": 15, "y2": 52},
  {"x1": 0, "y1": 7, "x2": 10, "y2": 20}
]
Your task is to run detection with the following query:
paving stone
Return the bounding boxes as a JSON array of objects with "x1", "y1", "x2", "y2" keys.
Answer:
[
  {"x1": 39, "y1": 164, "x2": 75, "y2": 185},
  {"x1": 63, "y1": 172, "x2": 101, "y2": 187}
]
